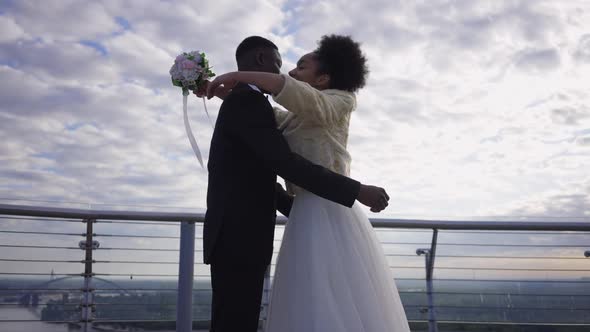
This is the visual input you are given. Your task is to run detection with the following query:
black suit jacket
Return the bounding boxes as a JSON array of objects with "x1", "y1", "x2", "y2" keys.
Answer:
[{"x1": 203, "y1": 85, "x2": 360, "y2": 265}]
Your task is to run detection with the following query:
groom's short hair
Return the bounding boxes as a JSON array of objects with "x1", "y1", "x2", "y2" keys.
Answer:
[{"x1": 235, "y1": 36, "x2": 278, "y2": 61}]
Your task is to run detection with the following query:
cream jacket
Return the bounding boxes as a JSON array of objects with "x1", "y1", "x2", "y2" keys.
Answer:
[{"x1": 273, "y1": 74, "x2": 356, "y2": 195}]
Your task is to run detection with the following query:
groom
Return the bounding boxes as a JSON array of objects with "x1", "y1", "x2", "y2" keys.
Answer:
[{"x1": 203, "y1": 36, "x2": 390, "y2": 332}]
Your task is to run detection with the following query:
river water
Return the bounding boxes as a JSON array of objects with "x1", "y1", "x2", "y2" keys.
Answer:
[
  {"x1": 0, "y1": 307, "x2": 182, "y2": 332},
  {"x1": 0, "y1": 306, "x2": 95, "y2": 331}
]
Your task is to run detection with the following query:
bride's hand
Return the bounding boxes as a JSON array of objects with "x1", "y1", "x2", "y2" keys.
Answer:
[
  {"x1": 207, "y1": 73, "x2": 239, "y2": 100},
  {"x1": 194, "y1": 79, "x2": 232, "y2": 100},
  {"x1": 194, "y1": 80, "x2": 210, "y2": 98}
]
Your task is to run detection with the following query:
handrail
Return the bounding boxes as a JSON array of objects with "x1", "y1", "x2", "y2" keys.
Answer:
[
  {"x1": 2, "y1": 203, "x2": 589, "y2": 231},
  {"x1": 0, "y1": 204, "x2": 204, "y2": 222}
]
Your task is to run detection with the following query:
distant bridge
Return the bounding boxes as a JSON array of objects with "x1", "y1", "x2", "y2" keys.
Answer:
[{"x1": 18, "y1": 276, "x2": 131, "y2": 307}]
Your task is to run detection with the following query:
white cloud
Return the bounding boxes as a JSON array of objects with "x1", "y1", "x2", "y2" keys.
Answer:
[
  {"x1": 0, "y1": 15, "x2": 27, "y2": 42},
  {"x1": 0, "y1": 0, "x2": 589, "y2": 222},
  {"x1": 574, "y1": 34, "x2": 590, "y2": 63},
  {"x1": 6, "y1": 0, "x2": 120, "y2": 42}
]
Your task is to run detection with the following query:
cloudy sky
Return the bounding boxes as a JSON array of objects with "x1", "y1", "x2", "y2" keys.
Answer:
[
  {"x1": 0, "y1": 0, "x2": 589, "y2": 281},
  {"x1": 1, "y1": 0, "x2": 589, "y2": 219}
]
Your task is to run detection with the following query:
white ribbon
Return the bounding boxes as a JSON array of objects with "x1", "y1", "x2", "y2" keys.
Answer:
[
  {"x1": 183, "y1": 90, "x2": 204, "y2": 168},
  {"x1": 202, "y1": 97, "x2": 214, "y2": 128},
  {"x1": 182, "y1": 90, "x2": 215, "y2": 169}
]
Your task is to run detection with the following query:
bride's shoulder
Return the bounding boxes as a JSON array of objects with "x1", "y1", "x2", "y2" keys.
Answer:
[{"x1": 324, "y1": 89, "x2": 356, "y2": 111}]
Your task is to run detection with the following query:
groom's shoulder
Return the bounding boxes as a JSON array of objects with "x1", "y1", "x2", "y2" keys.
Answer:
[
  {"x1": 226, "y1": 87, "x2": 267, "y2": 103},
  {"x1": 217, "y1": 88, "x2": 271, "y2": 126},
  {"x1": 222, "y1": 88, "x2": 270, "y2": 112}
]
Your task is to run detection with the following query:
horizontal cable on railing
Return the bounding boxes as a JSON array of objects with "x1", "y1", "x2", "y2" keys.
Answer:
[
  {"x1": 0, "y1": 319, "x2": 80, "y2": 323},
  {"x1": 379, "y1": 214, "x2": 590, "y2": 220},
  {"x1": 92, "y1": 273, "x2": 212, "y2": 278},
  {"x1": 399, "y1": 291, "x2": 590, "y2": 297},
  {"x1": 376, "y1": 228, "x2": 432, "y2": 233},
  {"x1": 0, "y1": 244, "x2": 79, "y2": 250},
  {"x1": 0, "y1": 216, "x2": 81, "y2": 223},
  {"x1": 99, "y1": 246, "x2": 179, "y2": 252},
  {"x1": 0, "y1": 258, "x2": 85, "y2": 263},
  {"x1": 0, "y1": 288, "x2": 83, "y2": 291},
  {"x1": 380, "y1": 242, "x2": 589, "y2": 247},
  {"x1": 378, "y1": 229, "x2": 590, "y2": 235},
  {"x1": 94, "y1": 288, "x2": 177, "y2": 291},
  {"x1": 388, "y1": 266, "x2": 590, "y2": 272},
  {"x1": 426, "y1": 278, "x2": 590, "y2": 283},
  {"x1": 85, "y1": 319, "x2": 590, "y2": 326},
  {"x1": 77, "y1": 317, "x2": 577, "y2": 326},
  {"x1": 92, "y1": 319, "x2": 210, "y2": 323},
  {"x1": 0, "y1": 230, "x2": 84, "y2": 236},
  {"x1": 94, "y1": 302, "x2": 177, "y2": 306},
  {"x1": 94, "y1": 260, "x2": 178, "y2": 264},
  {"x1": 381, "y1": 278, "x2": 590, "y2": 283},
  {"x1": 398, "y1": 254, "x2": 587, "y2": 260},
  {"x1": 405, "y1": 304, "x2": 590, "y2": 311},
  {"x1": 407, "y1": 320, "x2": 590, "y2": 326},
  {"x1": 0, "y1": 272, "x2": 82, "y2": 276},
  {"x1": 98, "y1": 220, "x2": 181, "y2": 226},
  {"x1": 262, "y1": 274, "x2": 590, "y2": 283},
  {"x1": 435, "y1": 230, "x2": 589, "y2": 235},
  {"x1": 0, "y1": 303, "x2": 80, "y2": 307},
  {"x1": 95, "y1": 233, "x2": 180, "y2": 239}
]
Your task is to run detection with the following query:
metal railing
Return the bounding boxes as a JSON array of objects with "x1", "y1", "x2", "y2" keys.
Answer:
[
  {"x1": 0, "y1": 203, "x2": 589, "y2": 332},
  {"x1": 0, "y1": 204, "x2": 202, "y2": 332}
]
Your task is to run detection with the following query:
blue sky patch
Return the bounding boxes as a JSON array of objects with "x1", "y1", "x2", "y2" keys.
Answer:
[
  {"x1": 0, "y1": 0, "x2": 15, "y2": 15},
  {"x1": 32, "y1": 152, "x2": 57, "y2": 160},
  {"x1": 0, "y1": 59, "x2": 17, "y2": 68},
  {"x1": 65, "y1": 122, "x2": 86, "y2": 131},
  {"x1": 80, "y1": 40, "x2": 108, "y2": 56},
  {"x1": 279, "y1": 0, "x2": 300, "y2": 36},
  {"x1": 116, "y1": 16, "x2": 131, "y2": 30}
]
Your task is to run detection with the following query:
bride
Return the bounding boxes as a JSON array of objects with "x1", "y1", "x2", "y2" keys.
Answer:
[{"x1": 207, "y1": 35, "x2": 410, "y2": 331}]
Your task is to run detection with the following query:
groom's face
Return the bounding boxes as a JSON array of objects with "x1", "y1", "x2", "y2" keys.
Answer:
[{"x1": 261, "y1": 48, "x2": 282, "y2": 74}]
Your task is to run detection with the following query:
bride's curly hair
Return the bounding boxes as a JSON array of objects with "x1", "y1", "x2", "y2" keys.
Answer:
[{"x1": 314, "y1": 35, "x2": 369, "y2": 92}]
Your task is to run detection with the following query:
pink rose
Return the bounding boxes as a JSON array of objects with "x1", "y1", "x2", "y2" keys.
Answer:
[{"x1": 182, "y1": 59, "x2": 196, "y2": 69}]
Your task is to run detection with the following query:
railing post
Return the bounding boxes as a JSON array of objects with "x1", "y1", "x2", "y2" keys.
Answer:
[
  {"x1": 417, "y1": 228, "x2": 439, "y2": 332},
  {"x1": 177, "y1": 221, "x2": 195, "y2": 332},
  {"x1": 260, "y1": 265, "x2": 271, "y2": 331},
  {"x1": 79, "y1": 218, "x2": 96, "y2": 332}
]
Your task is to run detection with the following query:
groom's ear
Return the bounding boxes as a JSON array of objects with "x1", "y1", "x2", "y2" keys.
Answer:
[{"x1": 256, "y1": 51, "x2": 266, "y2": 66}]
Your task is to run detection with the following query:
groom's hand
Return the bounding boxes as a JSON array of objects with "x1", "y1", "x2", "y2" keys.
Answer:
[{"x1": 357, "y1": 184, "x2": 390, "y2": 212}]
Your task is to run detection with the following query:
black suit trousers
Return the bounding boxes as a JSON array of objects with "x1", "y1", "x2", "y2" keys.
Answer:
[{"x1": 209, "y1": 257, "x2": 267, "y2": 332}]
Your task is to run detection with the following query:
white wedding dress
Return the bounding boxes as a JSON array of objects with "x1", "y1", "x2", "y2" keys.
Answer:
[{"x1": 264, "y1": 75, "x2": 410, "y2": 331}]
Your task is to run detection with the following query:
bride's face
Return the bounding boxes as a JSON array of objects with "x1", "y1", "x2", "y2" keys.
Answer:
[{"x1": 288, "y1": 53, "x2": 330, "y2": 90}]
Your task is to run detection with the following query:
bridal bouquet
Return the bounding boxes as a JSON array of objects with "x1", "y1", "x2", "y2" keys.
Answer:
[
  {"x1": 170, "y1": 51, "x2": 215, "y2": 95},
  {"x1": 170, "y1": 51, "x2": 215, "y2": 168}
]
